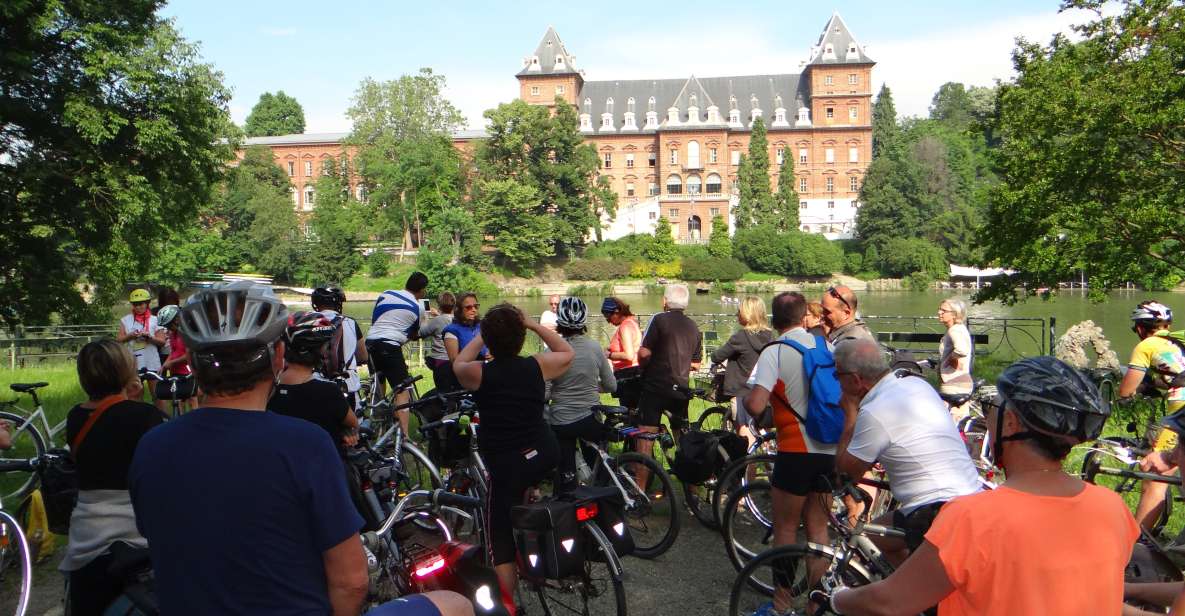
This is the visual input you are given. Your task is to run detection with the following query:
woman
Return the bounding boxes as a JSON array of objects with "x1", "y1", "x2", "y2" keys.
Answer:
[
  {"x1": 267, "y1": 312, "x2": 359, "y2": 450},
  {"x1": 441, "y1": 292, "x2": 483, "y2": 392},
  {"x1": 61, "y1": 340, "x2": 166, "y2": 614},
  {"x1": 154, "y1": 305, "x2": 198, "y2": 413},
  {"x1": 804, "y1": 301, "x2": 828, "y2": 338},
  {"x1": 453, "y1": 304, "x2": 572, "y2": 604},
  {"x1": 546, "y1": 297, "x2": 616, "y2": 492},
  {"x1": 938, "y1": 298, "x2": 974, "y2": 419},
  {"x1": 710, "y1": 296, "x2": 774, "y2": 436},
  {"x1": 419, "y1": 292, "x2": 456, "y2": 390},
  {"x1": 602, "y1": 297, "x2": 640, "y2": 371},
  {"x1": 116, "y1": 289, "x2": 166, "y2": 389},
  {"x1": 828, "y1": 356, "x2": 1137, "y2": 616}
]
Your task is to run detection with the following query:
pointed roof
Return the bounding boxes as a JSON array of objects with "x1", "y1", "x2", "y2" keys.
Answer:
[
  {"x1": 670, "y1": 75, "x2": 717, "y2": 110},
  {"x1": 807, "y1": 12, "x2": 874, "y2": 66},
  {"x1": 517, "y1": 26, "x2": 581, "y2": 76}
]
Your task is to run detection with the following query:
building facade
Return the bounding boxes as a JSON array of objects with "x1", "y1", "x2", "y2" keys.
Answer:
[{"x1": 241, "y1": 12, "x2": 873, "y2": 242}]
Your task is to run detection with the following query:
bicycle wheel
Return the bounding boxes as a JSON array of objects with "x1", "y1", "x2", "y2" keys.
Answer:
[
  {"x1": 712, "y1": 454, "x2": 775, "y2": 530},
  {"x1": 693, "y1": 405, "x2": 735, "y2": 433},
  {"x1": 729, "y1": 543, "x2": 871, "y2": 616},
  {"x1": 0, "y1": 411, "x2": 48, "y2": 502},
  {"x1": 721, "y1": 480, "x2": 776, "y2": 576},
  {"x1": 528, "y1": 521, "x2": 627, "y2": 616},
  {"x1": 397, "y1": 442, "x2": 443, "y2": 498},
  {"x1": 0, "y1": 510, "x2": 33, "y2": 616},
  {"x1": 606, "y1": 452, "x2": 680, "y2": 558}
]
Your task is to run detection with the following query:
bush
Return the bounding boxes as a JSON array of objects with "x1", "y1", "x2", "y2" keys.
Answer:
[
  {"x1": 708, "y1": 215, "x2": 733, "y2": 258},
  {"x1": 681, "y1": 256, "x2": 749, "y2": 281},
  {"x1": 843, "y1": 252, "x2": 863, "y2": 275},
  {"x1": 367, "y1": 251, "x2": 390, "y2": 278},
  {"x1": 879, "y1": 237, "x2": 948, "y2": 279},
  {"x1": 785, "y1": 232, "x2": 844, "y2": 277},
  {"x1": 654, "y1": 260, "x2": 682, "y2": 278},
  {"x1": 630, "y1": 261, "x2": 653, "y2": 277},
  {"x1": 906, "y1": 271, "x2": 936, "y2": 291},
  {"x1": 733, "y1": 227, "x2": 788, "y2": 274},
  {"x1": 583, "y1": 234, "x2": 653, "y2": 261},
  {"x1": 645, "y1": 218, "x2": 679, "y2": 263},
  {"x1": 676, "y1": 244, "x2": 710, "y2": 260},
  {"x1": 567, "y1": 282, "x2": 616, "y2": 296},
  {"x1": 565, "y1": 259, "x2": 632, "y2": 281}
]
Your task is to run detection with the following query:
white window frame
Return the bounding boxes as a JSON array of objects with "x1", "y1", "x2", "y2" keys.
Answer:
[
  {"x1": 776, "y1": 148, "x2": 785, "y2": 165},
  {"x1": 799, "y1": 200, "x2": 807, "y2": 209},
  {"x1": 849, "y1": 106, "x2": 858, "y2": 121},
  {"x1": 850, "y1": 176, "x2": 859, "y2": 192},
  {"x1": 287, "y1": 161, "x2": 295, "y2": 176},
  {"x1": 706, "y1": 173, "x2": 722, "y2": 194},
  {"x1": 649, "y1": 182, "x2": 659, "y2": 196},
  {"x1": 603, "y1": 153, "x2": 612, "y2": 168},
  {"x1": 731, "y1": 150, "x2": 741, "y2": 166},
  {"x1": 824, "y1": 75, "x2": 833, "y2": 86},
  {"x1": 826, "y1": 107, "x2": 834, "y2": 119},
  {"x1": 648, "y1": 153, "x2": 656, "y2": 167},
  {"x1": 687, "y1": 174, "x2": 702, "y2": 195},
  {"x1": 531, "y1": 86, "x2": 540, "y2": 96},
  {"x1": 799, "y1": 149, "x2": 808, "y2": 164},
  {"x1": 848, "y1": 74, "x2": 858, "y2": 85},
  {"x1": 304, "y1": 161, "x2": 313, "y2": 176},
  {"x1": 825, "y1": 177, "x2": 835, "y2": 192},
  {"x1": 669, "y1": 149, "x2": 679, "y2": 165},
  {"x1": 555, "y1": 85, "x2": 565, "y2": 94},
  {"x1": 709, "y1": 148, "x2": 718, "y2": 164},
  {"x1": 799, "y1": 178, "x2": 808, "y2": 192},
  {"x1": 849, "y1": 147, "x2": 859, "y2": 163},
  {"x1": 828, "y1": 200, "x2": 835, "y2": 208},
  {"x1": 687, "y1": 141, "x2": 700, "y2": 168},
  {"x1": 825, "y1": 148, "x2": 835, "y2": 163},
  {"x1": 626, "y1": 183, "x2": 635, "y2": 197},
  {"x1": 649, "y1": 211, "x2": 657, "y2": 220}
]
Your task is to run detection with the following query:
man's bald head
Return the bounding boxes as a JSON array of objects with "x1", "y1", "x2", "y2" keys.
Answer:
[{"x1": 822, "y1": 285, "x2": 858, "y2": 329}]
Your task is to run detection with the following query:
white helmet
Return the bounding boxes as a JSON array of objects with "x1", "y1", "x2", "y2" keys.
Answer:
[
  {"x1": 157, "y1": 304, "x2": 181, "y2": 328},
  {"x1": 1132, "y1": 301, "x2": 1173, "y2": 325}
]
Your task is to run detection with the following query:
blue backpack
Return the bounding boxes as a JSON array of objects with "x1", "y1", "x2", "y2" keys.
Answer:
[{"x1": 765, "y1": 336, "x2": 844, "y2": 444}]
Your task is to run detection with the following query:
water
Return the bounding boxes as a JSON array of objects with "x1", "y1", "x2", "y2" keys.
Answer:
[{"x1": 342, "y1": 289, "x2": 1185, "y2": 362}]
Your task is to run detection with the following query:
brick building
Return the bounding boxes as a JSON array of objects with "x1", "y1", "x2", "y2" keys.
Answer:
[{"x1": 241, "y1": 11, "x2": 873, "y2": 242}]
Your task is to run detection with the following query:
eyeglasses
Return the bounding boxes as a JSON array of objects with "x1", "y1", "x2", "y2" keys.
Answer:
[
  {"x1": 827, "y1": 287, "x2": 851, "y2": 311},
  {"x1": 937, "y1": 308, "x2": 951, "y2": 315}
]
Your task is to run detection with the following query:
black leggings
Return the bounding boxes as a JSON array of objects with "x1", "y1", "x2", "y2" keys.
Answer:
[
  {"x1": 482, "y1": 434, "x2": 559, "y2": 565},
  {"x1": 550, "y1": 415, "x2": 605, "y2": 491},
  {"x1": 67, "y1": 550, "x2": 123, "y2": 616}
]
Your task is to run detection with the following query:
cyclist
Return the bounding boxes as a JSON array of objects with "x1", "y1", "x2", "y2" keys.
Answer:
[
  {"x1": 129, "y1": 282, "x2": 467, "y2": 616},
  {"x1": 833, "y1": 338, "x2": 981, "y2": 566},
  {"x1": 269, "y1": 311, "x2": 360, "y2": 449},
  {"x1": 441, "y1": 293, "x2": 483, "y2": 392},
  {"x1": 366, "y1": 272, "x2": 429, "y2": 436},
  {"x1": 453, "y1": 304, "x2": 572, "y2": 607},
  {"x1": 602, "y1": 297, "x2": 641, "y2": 372},
  {"x1": 420, "y1": 292, "x2": 456, "y2": 389},
  {"x1": 710, "y1": 295, "x2": 773, "y2": 441},
  {"x1": 1124, "y1": 408, "x2": 1185, "y2": 615},
  {"x1": 154, "y1": 305, "x2": 197, "y2": 414},
  {"x1": 826, "y1": 356, "x2": 1136, "y2": 616},
  {"x1": 1121, "y1": 301, "x2": 1185, "y2": 530},
  {"x1": 820, "y1": 285, "x2": 874, "y2": 345},
  {"x1": 312, "y1": 286, "x2": 369, "y2": 413},
  {"x1": 545, "y1": 297, "x2": 617, "y2": 492},
  {"x1": 937, "y1": 299, "x2": 975, "y2": 420},
  {"x1": 117, "y1": 288, "x2": 166, "y2": 388}
]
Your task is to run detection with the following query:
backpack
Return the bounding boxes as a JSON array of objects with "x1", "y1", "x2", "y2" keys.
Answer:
[
  {"x1": 319, "y1": 314, "x2": 350, "y2": 380},
  {"x1": 764, "y1": 336, "x2": 845, "y2": 444},
  {"x1": 671, "y1": 429, "x2": 748, "y2": 484}
]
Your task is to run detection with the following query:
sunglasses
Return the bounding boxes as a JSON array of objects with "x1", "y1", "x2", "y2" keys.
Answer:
[
  {"x1": 463, "y1": 304, "x2": 480, "y2": 310},
  {"x1": 827, "y1": 287, "x2": 851, "y2": 311}
]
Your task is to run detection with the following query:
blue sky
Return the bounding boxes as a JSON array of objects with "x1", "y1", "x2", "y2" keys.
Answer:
[{"x1": 159, "y1": 0, "x2": 1090, "y2": 132}]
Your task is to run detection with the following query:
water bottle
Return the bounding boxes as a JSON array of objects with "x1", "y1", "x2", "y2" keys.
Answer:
[{"x1": 575, "y1": 452, "x2": 593, "y2": 484}]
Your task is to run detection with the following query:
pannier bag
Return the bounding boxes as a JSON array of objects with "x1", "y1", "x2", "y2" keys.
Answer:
[
  {"x1": 39, "y1": 449, "x2": 77, "y2": 535},
  {"x1": 613, "y1": 367, "x2": 643, "y2": 409},
  {"x1": 511, "y1": 500, "x2": 584, "y2": 579},
  {"x1": 564, "y1": 486, "x2": 634, "y2": 558},
  {"x1": 427, "y1": 421, "x2": 471, "y2": 464},
  {"x1": 671, "y1": 429, "x2": 749, "y2": 485}
]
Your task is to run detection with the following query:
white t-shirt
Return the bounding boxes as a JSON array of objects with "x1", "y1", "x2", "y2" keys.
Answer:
[
  {"x1": 540, "y1": 310, "x2": 558, "y2": 328},
  {"x1": 846, "y1": 372, "x2": 982, "y2": 513},
  {"x1": 120, "y1": 313, "x2": 162, "y2": 373},
  {"x1": 939, "y1": 323, "x2": 974, "y2": 395},
  {"x1": 367, "y1": 289, "x2": 421, "y2": 345}
]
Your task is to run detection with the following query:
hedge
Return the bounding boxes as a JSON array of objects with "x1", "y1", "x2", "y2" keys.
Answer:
[
  {"x1": 680, "y1": 257, "x2": 749, "y2": 281},
  {"x1": 565, "y1": 259, "x2": 633, "y2": 280}
]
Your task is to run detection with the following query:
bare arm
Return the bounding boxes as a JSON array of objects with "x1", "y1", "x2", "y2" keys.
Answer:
[
  {"x1": 530, "y1": 319, "x2": 574, "y2": 381},
  {"x1": 353, "y1": 329, "x2": 368, "y2": 365},
  {"x1": 445, "y1": 336, "x2": 461, "y2": 361},
  {"x1": 323, "y1": 535, "x2": 368, "y2": 616},
  {"x1": 0, "y1": 420, "x2": 12, "y2": 449},
  {"x1": 598, "y1": 350, "x2": 617, "y2": 393},
  {"x1": 147, "y1": 327, "x2": 167, "y2": 348},
  {"x1": 832, "y1": 541, "x2": 955, "y2": 616},
  {"x1": 836, "y1": 391, "x2": 874, "y2": 478},
  {"x1": 746, "y1": 385, "x2": 770, "y2": 417},
  {"x1": 116, "y1": 323, "x2": 133, "y2": 344},
  {"x1": 1119, "y1": 367, "x2": 1146, "y2": 399},
  {"x1": 341, "y1": 406, "x2": 360, "y2": 447},
  {"x1": 453, "y1": 334, "x2": 486, "y2": 391}
]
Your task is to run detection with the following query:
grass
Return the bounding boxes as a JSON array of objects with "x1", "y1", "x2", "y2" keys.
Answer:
[
  {"x1": 740, "y1": 271, "x2": 784, "y2": 282},
  {"x1": 344, "y1": 262, "x2": 419, "y2": 293}
]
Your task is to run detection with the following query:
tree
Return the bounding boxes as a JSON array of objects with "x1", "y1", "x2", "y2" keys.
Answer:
[
  {"x1": 588, "y1": 176, "x2": 619, "y2": 243},
  {"x1": 871, "y1": 85, "x2": 900, "y2": 160},
  {"x1": 929, "y1": 82, "x2": 973, "y2": 129},
  {"x1": 707, "y1": 215, "x2": 733, "y2": 258},
  {"x1": 304, "y1": 158, "x2": 366, "y2": 285},
  {"x1": 785, "y1": 232, "x2": 844, "y2": 277},
  {"x1": 645, "y1": 217, "x2": 679, "y2": 264},
  {"x1": 735, "y1": 118, "x2": 774, "y2": 228},
  {"x1": 247, "y1": 183, "x2": 305, "y2": 282},
  {"x1": 348, "y1": 69, "x2": 466, "y2": 144},
  {"x1": 733, "y1": 227, "x2": 788, "y2": 274},
  {"x1": 244, "y1": 91, "x2": 305, "y2": 136},
  {"x1": 475, "y1": 179, "x2": 552, "y2": 271},
  {"x1": 772, "y1": 156, "x2": 800, "y2": 231},
  {"x1": 0, "y1": 3, "x2": 234, "y2": 326},
  {"x1": 980, "y1": 0, "x2": 1185, "y2": 300},
  {"x1": 879, "y1": 237, "x2": 948, "y2": 279}
]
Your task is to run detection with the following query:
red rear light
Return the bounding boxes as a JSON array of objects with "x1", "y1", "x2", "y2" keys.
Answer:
[
  {"x1": 575, "y1": 502, "x2": 599, "y2": 522},
  {"x1": 413, "y1": 556, "x2": 445, "y2": 578}
]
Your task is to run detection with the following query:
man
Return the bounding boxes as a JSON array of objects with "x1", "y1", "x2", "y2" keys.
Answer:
[
  {"x1": 745, "y1": 292, "x2": 835, "y2": 616},
  {"x1": 1122, "y1": 301, "x2": 1185, "y2": 530},
  {"x1": 312, "y1": 286, "x2": 369, "y2": 412},
  {"x1": 820, "y1": 285, "x2": 874, "y2": 345},
  {"x1": 1124, "y1": 409, "x2": 1185, "y2": 615},
  {"x1": 366, "y1": 272, "x2": 429, "y2": 435},
  {"x1": 834, "y1": 338, "x2": 982, "y2": 566},
  {"x1": 540, "y1": 294, "x2": 561, "y2": 330},
  {"x1": 129, "y1": 282, "x2": 470, "y2": 616}
]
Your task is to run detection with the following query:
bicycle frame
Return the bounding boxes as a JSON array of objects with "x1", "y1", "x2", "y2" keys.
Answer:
[{"x1": 3, "y1": 392, "x2": 64, "y2": 447}]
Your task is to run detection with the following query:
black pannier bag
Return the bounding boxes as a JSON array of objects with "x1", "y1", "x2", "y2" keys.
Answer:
[
  {"x1": 672, "y1": 429, "x2": 748, "y2": 485},
  {"x1": 564, "y1": 486, "x2": 634, "y2": 558},
  {"x1": 511, "y1": 500, "x2": 584, "y2": 579},
  {"x1": 427, "y1": 421, "x2": 471, "y2": 464},
  {"x1": 612, "y1": 367, "x2": 642, "y2": 409},
  {"x1": 39, "y1": 449, "x2": 78, "y2": 535}
]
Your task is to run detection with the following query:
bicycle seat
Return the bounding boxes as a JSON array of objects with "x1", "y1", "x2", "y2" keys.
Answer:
[
  {"x1": 10, "y1": 382, "x2": 48, "y2": 393},
  {"x1": 672, "y1": 384, "x2": 705, "y2": 399},
  {"x1": 591, "y1": 404, "x2": 628, "y2": 416},
  {"x1": 940, "y1": 392, "x2": 974, "y2": 407}
]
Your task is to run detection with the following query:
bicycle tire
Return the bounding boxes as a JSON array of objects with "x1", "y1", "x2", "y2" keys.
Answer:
[
  {"x1": 606, "y1": 452, "x2": 680, "y2": 558},
  {"x1": 0, "y1": 411, "x2": 48, "y2": 502},
  {"x1": 0, "y1": 510, "x2": 33, "y2": 616},
  {"x1": 721, "y1": 480, "x2": 776, "y2": 577},
  {"x1": 530, "y1": 521, "x2": 627, "y2": 616},
  {"x1": 712, "y1": 454, "x2": 775, "y2": 530},
  {"x1": 693, "y1": 405, "x2": 735, "y2": 433},
  {"x1": 728, "y1": 543, "x2": 872, "y2": 616},
  {"x1": 1081, "y1": 442, "x2": 1173, "y2": 535},
  {"x1": 397, "y1": 442, "x2": 444, "y2": 499}
]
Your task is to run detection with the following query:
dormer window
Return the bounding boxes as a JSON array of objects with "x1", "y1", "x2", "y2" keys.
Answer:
[
  {"x1": 729, "y1": 95, "x2": 737, "y2": 110},
  {"x1": 689, "y1": 93, "x2": 698, "y2": 108},
  {"x1": 627, "y1": 97, "x2": 635, "y2": 113},
  {"x1": 555, "y1": 54, "x2": 565, "y2": 68},
  {"x1": 648, "y1": 96, "x2": 656, "y2": 112},
  {"x1": 729, "y1": 109, "x2": 741, "y2": 126},
  {"x1": 584, "y1": 98, "x2": 592, "y2": 113}
]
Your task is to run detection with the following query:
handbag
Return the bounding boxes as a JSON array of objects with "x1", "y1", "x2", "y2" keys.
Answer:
[{"x1": 40, "y1": 394, "x2": 124, "y2": 534}]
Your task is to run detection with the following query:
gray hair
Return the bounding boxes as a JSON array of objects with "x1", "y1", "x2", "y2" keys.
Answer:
[
  {"x1": 834, "y1": 338, "x2": 889, "y2": 382},
  {"x1": 664, "y1": 284, "x2": 690, "y2": 310},
  {"x1": 942, "y1": 298, "x2": 967, "y2": 323}
]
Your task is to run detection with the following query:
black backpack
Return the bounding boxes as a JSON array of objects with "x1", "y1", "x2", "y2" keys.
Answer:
[{"x1": 672, "y1": 429, "x2": 748, "y2": 484}]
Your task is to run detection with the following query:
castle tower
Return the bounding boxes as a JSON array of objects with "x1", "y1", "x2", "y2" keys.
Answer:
[
  {"x1": 805, "y1": 12, "x2": 875, "y2": 128},
  {"x1": 517, "y1": 26, "x2": 583, "y2": 109}
]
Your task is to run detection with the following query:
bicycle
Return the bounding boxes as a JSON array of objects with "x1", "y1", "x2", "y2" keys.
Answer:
[
  {"x1": 139, "y1": 370, "x2": 195, "y2": 418},
  {"x1": 0, "y1": 383, "x2": 58, "y2": 501},
  {"x1": 1081, "y1": 437, "x2": 1178, "y2": 538},
  {"x1": 711, "y1": 429, "x2": 777, "y2": 530},
  {"x1": 0, "y1": 457, "x2": 37, "y2": 616}
]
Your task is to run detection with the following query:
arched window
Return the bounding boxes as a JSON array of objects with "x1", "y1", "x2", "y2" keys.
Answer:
[
  {"x1": 666, "y1": 174, "x2": 682, "y2": 195},
  {"x1": 688, "y1": 215, "x2": 702, "y2": 240},
  {"x1": 686, "y1": 174, "x2": 702, "y2": 195},
  {"x1": 627, "y1": 97, "x2": 635, "y2": 113},
  {"x1": 648, "y1": 96, "x2": 656, "y2": 112},
  {"x1": 687, "y1": 140, "x2": 700, "y2": 168},
  {"x1": 689, "y1": 93, "x2": 698, "y2": 108},
  {"x1": 706, "y1": 173, "x2": 722, "y2": 194}
]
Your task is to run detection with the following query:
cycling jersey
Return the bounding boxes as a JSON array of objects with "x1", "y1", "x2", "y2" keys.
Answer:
[
  {"x1": 366, "y1": 289, "x2": 421, "y2": 345},
  {"x1": 748, "y1": 328, "x2": 836, "y2": 455},
  {"x1": 1128, "y1": 333, "x2": 1185, "y2": 410}
]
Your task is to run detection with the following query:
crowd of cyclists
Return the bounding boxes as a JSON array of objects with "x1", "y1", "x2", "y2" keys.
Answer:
[{"x1": 7, "y1": 273, "x2": 1185, "y2": 615}]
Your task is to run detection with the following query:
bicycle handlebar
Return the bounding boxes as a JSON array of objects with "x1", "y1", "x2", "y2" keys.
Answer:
[
  {"x1": 433, "y1": 489, "x2": 482, "y2": 511},
  {"x1": 0, "y1": 458, "x2": 35, "y2": 473},
  {"x1": 1096, "y1": 466, "x2": 1182, "y2": 485}
]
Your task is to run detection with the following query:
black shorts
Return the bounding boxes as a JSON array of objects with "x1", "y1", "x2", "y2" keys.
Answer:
[
  {"x1": 153, "y1": 375, "x2": 196, "y2": 400},
  {"x1": 637, "y1": 390, "x2": 689, "y2": 430},
  {"x1": 892, "y1": 501, "x2": 947, "y2": 552},
  {"x1": 771, "y1": 452, "x2": 836, "y2": 496},
  {"x1": 366, "y1": 340, "x2": 410, "y2": 390}
]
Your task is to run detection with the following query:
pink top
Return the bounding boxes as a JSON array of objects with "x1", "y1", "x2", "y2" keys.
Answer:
[
  {"x1": 609, "y1": 316, "x2": 641, "y2": 371},
  {"x1": 166, "y1": 331, "x2": 191, "y2": 376}
]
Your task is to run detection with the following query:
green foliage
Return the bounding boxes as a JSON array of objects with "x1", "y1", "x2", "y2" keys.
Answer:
[
  {"x1": 707, "y1": 215, "x2": 733, "y2": 258},
  {"x1": 567, "y1": 282, "x2": 616, "y2": 296},
  {"x1": 772, "y1": 156, "x2": 800, "y2": 231},
  {"x1": 979, "y1": 0, "x2": 1185, "y2": 301},
  {"x1": 906, "y1": 271, "x2": 937, "y2": 292},
  {"x1": 653, "y1": 261, "x2": 683, "y2": 279},
  {"x1": 676, "y1": 244, "x2": 710, "y2": 261},
  {"x1": 878, "y1": 237, "x2": 948, "y2": 279},
  {"x1": 733, "y1": 227, "x2": 843, "y2": 278},
  {"x1": 583, "y1": 234, "x2": 653, "y2": 261},
  {"x1": 244, "y1": 91, "x2": 305, "y2": 136},
  {"x1": 0, "y1": 5, "x2": 234, "y2": 326},
  {"x1": 565, "y1": 260, "x2": 632, "y2": 281},
  {"x1": 735, "y1": 118, "x2": 774, "y2": 229},
  {"x1": 475, "y1": 179, "x2": 552, "y2": 272},
  {"x1": 367, "y1": 251, "x2": 391, "y2": 278},
  {"x1": 733, "y1": 227, "x2": 788, "y2": 274},
  {"x1": 872, "y1": 85, "x2": 900, "y2": 160},
  {"x1": 303, "y1": 159, "x2": 367, "y2": 285},
  {"x1": 247, "y1": 184, "x2": 305, "y2": 282},
  {"x1": 680, "y1": 257, "x2": 749, "y2": 282},
  {"x1": 416, "y1": 247, "x2": 498, "y2": 300},
  {"x1": 645, "y1": 218, "x2": 679, "y2": 263},
  {"x1": 843, "y1": 252, "x2": 864, "y2": 275}
]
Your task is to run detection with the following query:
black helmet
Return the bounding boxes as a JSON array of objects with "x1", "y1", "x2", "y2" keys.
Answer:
[
  {"x1": 312, "y1": 286, "x2": 346, "y2": 310},
  {"x1": 556, "y1": 297, "x2": 588, "y2": 330},
  {"x1": 996, "y1": 356, "x2": 1109, "y2": 443},
  {"x1": 285, "y1": 311, "x2": 338, "y2": 366},
  {"x1": 178, "y1": 281, "x2": 288, "y2": 373}
]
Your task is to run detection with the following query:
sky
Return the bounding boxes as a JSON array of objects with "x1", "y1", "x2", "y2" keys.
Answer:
[{"x1": 159, "y1": 0, "x2": 1097, "y2": 133}]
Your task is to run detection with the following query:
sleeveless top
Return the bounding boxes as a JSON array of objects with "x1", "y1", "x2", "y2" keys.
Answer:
[
  {"x1": 120, "y1": 313, "x2": 161, "y2": 372},
  {"x1": 474, "y1": 356, "x2": 548, "y2": 453},
  {"x1": 608, "y1": 316, "x2": 641, "y2": 371}
]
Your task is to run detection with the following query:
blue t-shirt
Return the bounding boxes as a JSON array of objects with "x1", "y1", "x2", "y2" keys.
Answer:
[
  {"x1": 443, "y1": 321, "x2": 485, "y2": 358},
  {"x1": 129, "y1": 408, "x2": 364, "y2": 615}
]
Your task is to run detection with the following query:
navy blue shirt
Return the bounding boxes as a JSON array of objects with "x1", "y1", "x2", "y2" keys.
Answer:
[{"x1": 129, "y1": 407, "x2": 364, "y2": 615}]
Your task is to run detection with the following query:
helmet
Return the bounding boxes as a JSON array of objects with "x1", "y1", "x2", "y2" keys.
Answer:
[
  {"x1": 157, "y1": 305, "x2": 181, "y2": 328},
  {"x1": 996, "y1": 356, "x2": 1109, "y2": 443},
  {"x1": 178, "y1": 281, "x2": 288, "y2": 361},
  {"x1": 556, "y1": 297, "x2": 588, "y2": 329},
  {"x1": 1132, "y1": 301, "x2": 1173, "y2": 325},
  {"x1": 311, "y1": 286, "x2": 346, "y2": 310},
  {"x1": 129, "y1": 289, "x2": 151, "y2": 303},
  {"x1": 284, "y1": 311, "x2": 338, "y2": 366}
]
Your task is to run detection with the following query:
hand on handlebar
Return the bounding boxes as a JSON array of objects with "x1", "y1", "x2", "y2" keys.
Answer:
[{"x1": 1140, "y1": 450, "x2": 1175, "y2": 474}]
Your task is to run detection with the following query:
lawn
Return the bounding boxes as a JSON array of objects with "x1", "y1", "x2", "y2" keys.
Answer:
[{"x1": 344, "y1": 262, "x2": 420, "y2": 293}]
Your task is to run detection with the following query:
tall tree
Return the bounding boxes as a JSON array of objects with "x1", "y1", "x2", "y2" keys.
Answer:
[
  {"x1": 644, "y1": 217, "x2": 678, "y2": 263},
  {"x1": 707, "y1": 215, "x2": 733, "y2": 258},
  {"x1": 871, "y1": 85, "x2": 900, "y2": 160},
  {"x1": 772, "y1": 156, "x2": 800, "y2": 231},
  {"x1": 244, "y1": 91, "x2": 305, "y2": 136},
  {"x1": 928, "y1": 82, "x2": 973, "y2": 129},
  {"x1": 304, "y1": 157, "x2": 366, "y2": 285},
  {"x1": 347, "y1": 69, "x2": 466, "y2": 144},
  {"x1": 736, "y1": 117, "x2": 774, "y2": 229},
  {"x1": 474, "y1": 178, "x2": 552, "y2": 271},
  {"x1": 0, "y1": 2, "x2": 234, "y2": 326}
]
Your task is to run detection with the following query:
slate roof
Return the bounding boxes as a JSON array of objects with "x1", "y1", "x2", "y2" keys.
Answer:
[
  {"x1": 517, "y1": 26, "x2": 580, "y2": 77},
  {"x1": 240, "y1": 129, "x2": 487, "y2": 147},
  {"x1": 807, "y1": 12, "x2": 874, "y2": 66}
]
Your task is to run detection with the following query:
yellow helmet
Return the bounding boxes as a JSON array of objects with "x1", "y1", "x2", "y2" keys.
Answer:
[{"x1": 129, "y1": 289, "x2": 151, "y2": 303}]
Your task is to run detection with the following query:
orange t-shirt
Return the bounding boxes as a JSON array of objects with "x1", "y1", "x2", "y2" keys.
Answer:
[
  {"x1": 609, "y1": 317, "x2": 641, "y2": 371},
  {"x1": 925, "y1": 484, "x2": 1138, "y2": 616}
]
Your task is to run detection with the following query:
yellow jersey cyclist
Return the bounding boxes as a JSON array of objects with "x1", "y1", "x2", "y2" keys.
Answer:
[{"x1": 1120, "y1": 301, "x2": 1185, "y2": 530}]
